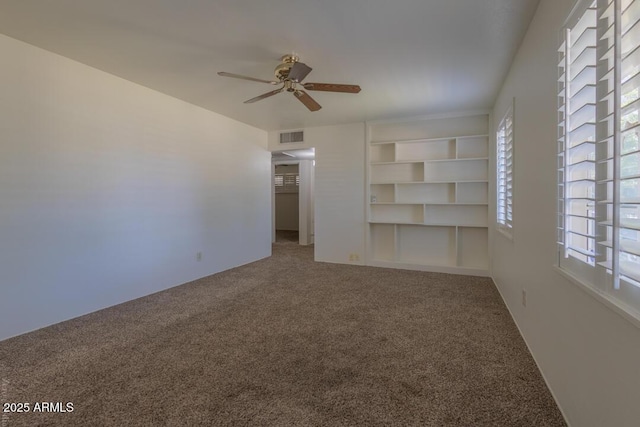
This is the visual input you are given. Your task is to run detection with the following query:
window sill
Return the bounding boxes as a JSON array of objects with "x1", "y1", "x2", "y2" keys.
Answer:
[{"x1": 554, "y1": 265, "x2": 640, "y2": 329}]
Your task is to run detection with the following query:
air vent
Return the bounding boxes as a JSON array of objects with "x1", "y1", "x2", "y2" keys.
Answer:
[{"x1": 280, "y1": 130, "x2": 304, "y2": 144}]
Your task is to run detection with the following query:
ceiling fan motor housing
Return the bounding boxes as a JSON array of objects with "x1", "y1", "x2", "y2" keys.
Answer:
[
  {"x1": 274, "y1": 54, "x2": 299, "y2": 81},
  {"x1": 274, "y1": 63, "x2": 292, "y2": 81}
]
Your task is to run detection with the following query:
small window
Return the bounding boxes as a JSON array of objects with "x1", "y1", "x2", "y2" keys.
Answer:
[
  {"x1": 275, "y1": 173, "x2": 299, "y2": 193},
  {"x1": 274, "y1": 174, "x2": 284, "y2": 190},
  {"x1": 497, "y1": 104, "x2": 514, "y2": 237}
]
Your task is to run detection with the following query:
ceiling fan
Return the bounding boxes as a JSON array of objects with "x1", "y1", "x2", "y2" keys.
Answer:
[{"x1": 218, "y1": 54, "x2": 361, "y2": 112}]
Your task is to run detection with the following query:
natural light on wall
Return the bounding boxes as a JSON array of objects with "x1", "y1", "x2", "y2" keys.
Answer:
[{"x1": 558, "y1": 0, "x2": 640, "y2": 320}]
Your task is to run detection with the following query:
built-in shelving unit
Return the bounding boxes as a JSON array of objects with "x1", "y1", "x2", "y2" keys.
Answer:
[{"x1": 366, "y1": 114, "x2": 490, "y2": 276}]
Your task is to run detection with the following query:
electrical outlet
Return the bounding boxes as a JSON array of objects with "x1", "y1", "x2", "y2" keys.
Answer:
[
  {"x1": 522, "y1": 289, "x2": 527, "y2": 307},
  {"x1": 196, "y1": 252, "x2": 202, "y2": 262},
  {"x1": 348, "y1": 253, "x2": 360, "y2": 262}
]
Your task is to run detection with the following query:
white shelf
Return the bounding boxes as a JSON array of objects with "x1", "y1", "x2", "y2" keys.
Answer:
[
  {"x1": 370, "y1": 223, "x2": 395, "y2": 262},
  {"x1": 424, "y1": 157, "x2": 489, "y2": 163},
  {"x1": 397, "y1": 224, "x2": 457, "y2": 266},
  {"x1": 396, "y1": 138, "x2": 455, "y2": 162},
  {"x1": 423, "y1": 220, "x2": 488, "y2": 227},
  {"x1": 370, "y1": 204, "x2": 423, "y2": 223},
  {"x1": 372, "y1": 157, "x2": 488, "y2": 165},
  {"x1": 370, "y1": 162, "x2": 424, "y2": 183},
  {"x1": 422, "y1": 179, "x2": 488, "y2": 184},
  {"x1": 371, "y1": 202, "x2": 488, "y2": 206},
  {"x1": 370, "y1": 143, "x2": 395, "y2": 162},
  {"x1": 370, "y1": 160, "x2": 426, "y2": 165},
  {"x1": 433, "y1": 202, "x2": 488, "y2": 206},
  {"x1": 369, "y1": 221, "x2": 425, "y2": 226},
  {"x1": 367, "y1": 115, "x2": 489, "y2": 273},
  {"x1": 368, "y1": 221, "x2": 489, "y2": 226},
  {"x1": 457, "y1": 182, "x2": 488, "y2": 204},
  {"x1": 423, "y1": 158, "x2": 487, "y2": 181},
  {"x1": 370, "y1": 134, "x2": 489, "y2": 145},
  {"x1": 457, "y1": 136, "x2": 490, "y2": 158},
  {"x1": 371, "y1": 180, "x2": 488, "y2": 185},
  {"x1": 369, "y1": 157, "x2": 489, "y2": 166},
  {"x1": 369, "y1": 184, "x2": 395, "y2": 203}
]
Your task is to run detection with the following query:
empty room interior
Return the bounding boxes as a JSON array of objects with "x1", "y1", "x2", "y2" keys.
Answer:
[{"x1": 1, "y1": 0, "x2": 639, "y2": 426}]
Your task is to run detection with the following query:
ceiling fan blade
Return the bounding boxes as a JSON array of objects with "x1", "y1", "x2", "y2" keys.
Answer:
[
  {"x1": 288, "y1": 62, "x2": 312, "y2": 82},
  {"x1": 244, "y1": 87, "x2": 284, "y2": 104},
  {"x1": 218, "y1": 71, "x2": 278, "y2": 85},
  {"x1": 303, "y1": 83, "x2": 361, "y2": 93},
  {"x1": 294, "y1": 90, "x2": 322, "y2": 111}
]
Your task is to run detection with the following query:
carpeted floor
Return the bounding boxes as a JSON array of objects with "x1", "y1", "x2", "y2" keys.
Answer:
[
  {"x1": 275, "y1": 230, "x2": 299, "y2": 243},
  {"x1": 0, "y1": 240, "x2": 565, "y2": 426}
]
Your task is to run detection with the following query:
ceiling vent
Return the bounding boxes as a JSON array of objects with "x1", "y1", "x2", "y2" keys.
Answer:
[{"x1": 280, "y1": 130, "x2": 304, "y2": 144}]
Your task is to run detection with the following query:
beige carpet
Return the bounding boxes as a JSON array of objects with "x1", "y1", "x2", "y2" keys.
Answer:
[{"x1": 0, "y1": 240, "x2": 565, "y2": 426}]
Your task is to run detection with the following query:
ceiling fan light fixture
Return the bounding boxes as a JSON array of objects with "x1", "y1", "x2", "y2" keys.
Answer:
[{"x1": 284, "y1": 80, "x2": 296, "y2": 92}]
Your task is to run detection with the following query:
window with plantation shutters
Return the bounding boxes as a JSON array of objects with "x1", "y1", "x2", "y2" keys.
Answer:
[
  {"x1": 275, "y1": 173, "x2": 299, "y2": 193},
  {"x1": 558, "y1": 0, "x2": 640, "y2": 320},
  {"x1": 274, "y1": 174, "x2": 284, "y2": 189},
  {"x1": 497, "y1": 106, "x2": 514, "y2": 237}
]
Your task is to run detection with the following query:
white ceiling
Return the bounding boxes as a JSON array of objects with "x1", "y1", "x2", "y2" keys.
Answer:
[{"x1": 0, "y1": 0, "x2": 540, "y2": 131}]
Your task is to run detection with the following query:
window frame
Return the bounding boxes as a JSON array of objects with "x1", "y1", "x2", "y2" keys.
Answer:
[
  {"x1": 557, "y1": 0, "x2": 640, "y2": 325},
  {"x1": 497, "y1": 102, "x2": 515, "y2": 239},
  {"x1": 274, "y1": 172, "x2": 299, "y2": 194}
]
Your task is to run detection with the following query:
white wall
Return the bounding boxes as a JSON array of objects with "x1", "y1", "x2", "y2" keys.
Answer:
[
  {"x1": 275, "y1": 193, "x2": 299, "y2": 230},
  {"x1": 269, "y1": 123, "x2": 366, "y2": 264},
  {"x1": 0, "y1": 34, "x2": 271, "y2": 341},
  {"x1": 491, "y1": 1, "x2": 640, "y2": 425},
  {"x1": 298, "y1": 159, "x2": 315, "y2": 246}
]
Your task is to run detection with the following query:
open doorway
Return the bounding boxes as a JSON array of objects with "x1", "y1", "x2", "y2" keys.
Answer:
[
  {"x1": 274, "y1": 163, "x2": 299, "y2": 242},
  {"x1": 272, "y1": 148, "x2": 315, "y2": 246}
]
